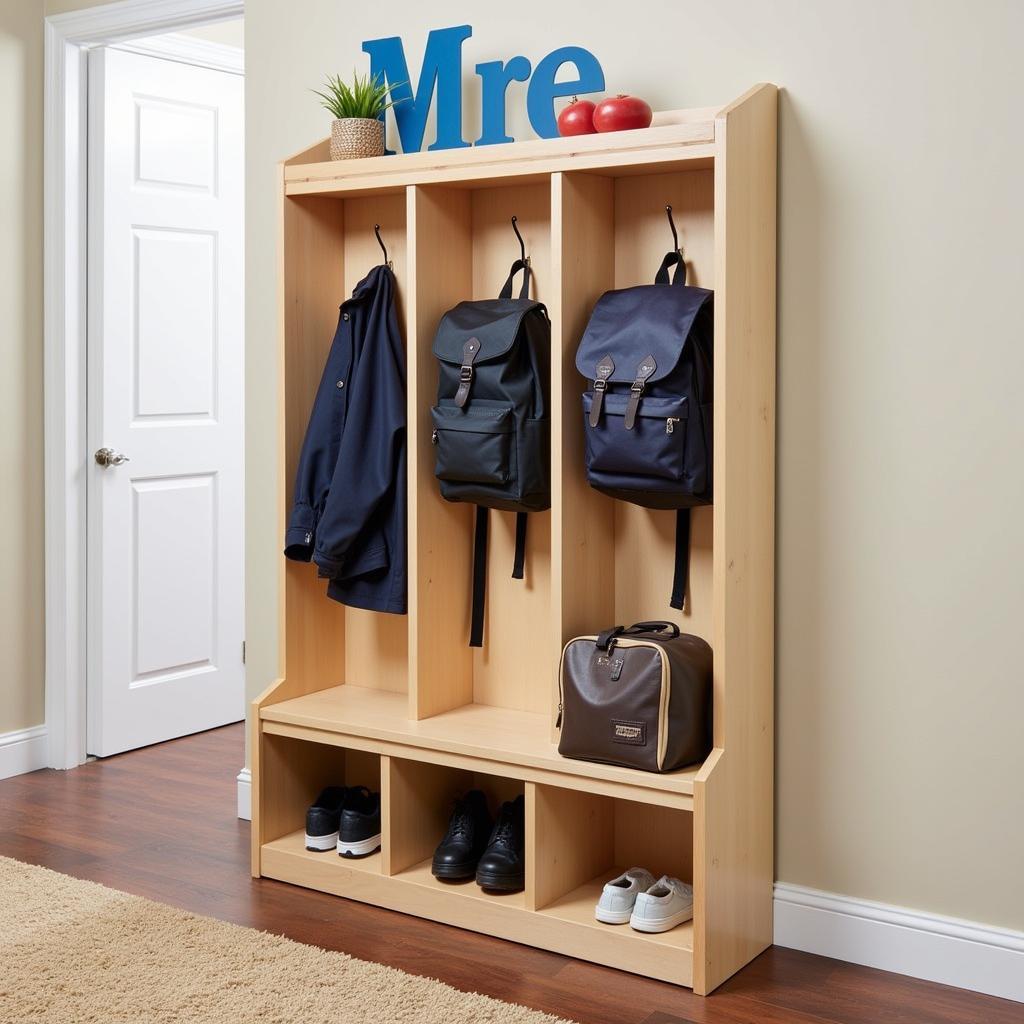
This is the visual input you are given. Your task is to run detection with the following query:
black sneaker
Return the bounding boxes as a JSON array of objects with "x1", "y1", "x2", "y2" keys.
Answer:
[
  {"x1": 338, "y1": 786, "x2": 381, "y2": 858},
  {"x1": 304, "y1": 786, "x2": 347, "y2": 852},
  {"x1": 431, "y1": 790, "x2": 493, "y2": 880},
  {"x1": 476, "y1": 794, "x2": 525, "y2": 892}
]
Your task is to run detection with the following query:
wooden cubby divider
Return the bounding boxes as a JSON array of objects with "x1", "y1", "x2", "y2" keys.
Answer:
[{"x1": 253, "y1": 85, "x2": 776, "y2": 995}]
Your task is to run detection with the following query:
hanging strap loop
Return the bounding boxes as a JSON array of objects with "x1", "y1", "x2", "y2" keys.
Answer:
[
  {"x1": 470, "y1": 506, "x2": 489, "y2": 647},
  {"x1": 655, "y1": 250, "x2": 687, "y2": 286},
  {"x1": 512, "y1": 512, "x2": 528, "y2": 580},
  {"x1": 669, "y1": 508, "x2": 690, "y2": 611},
  {"x1": 499, "y1": 259, "x2": 532, "y2": 300}
]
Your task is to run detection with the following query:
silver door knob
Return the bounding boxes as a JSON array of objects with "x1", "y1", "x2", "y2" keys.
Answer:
[{"x1": 95, "y1": 447, "x2": 130, "y2": 468}]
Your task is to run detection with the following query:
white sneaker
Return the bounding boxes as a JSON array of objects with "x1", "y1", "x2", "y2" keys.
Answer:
[
  {"x1": 629, "y1": 876, "x2": 694, "y2": 933},
  {"x1": 594, "y1": 867, "x2": 657, "y2": 924}
]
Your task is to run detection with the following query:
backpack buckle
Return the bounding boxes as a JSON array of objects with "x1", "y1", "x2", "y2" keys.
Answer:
[
  {"x1": 624, "y1": 355, "x2": 658, "y2": 430},
  {"x1": 455, "y1": 337, "x2": 481, "y2": 408},
  {"x1": 590, "y1": 355, "x2": 615, "y2": 427}
]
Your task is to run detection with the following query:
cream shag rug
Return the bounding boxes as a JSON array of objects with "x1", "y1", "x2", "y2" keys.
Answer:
[{"x1": 0, "y1": 857, "x2": 570, "y2": 1024}]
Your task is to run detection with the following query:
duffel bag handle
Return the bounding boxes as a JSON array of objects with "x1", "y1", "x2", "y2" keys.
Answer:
[
  {"x1": 499, "y1": 259, "x2": 532, "y2": 300},
  {"x1": 625, "y1": 620, "x2": 681, "y2": 638},
  {"x1": 595, "y1": 621, "x2": 680, "y2": 650}
]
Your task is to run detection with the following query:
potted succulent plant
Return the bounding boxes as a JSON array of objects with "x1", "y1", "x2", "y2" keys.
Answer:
[{"x1": 313, "y1": 71, "x2": 403, "y2": 160}]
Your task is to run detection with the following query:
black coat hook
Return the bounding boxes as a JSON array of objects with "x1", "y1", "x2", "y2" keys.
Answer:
[
  {"x1": 665, "y1": 205, "x2": 683, "y2": 257},
  {"x1": 511, "y1": 215, "x2": 530, "y2": 265},
  {"x1": 374, "y1": 223, "x2": 393, "y2": 269}
]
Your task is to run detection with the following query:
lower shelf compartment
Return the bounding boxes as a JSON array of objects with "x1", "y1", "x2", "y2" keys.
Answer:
[
  {"x1": 395, "y1": 856, "x2": 527, "y2": 910},
  {"x1": 259, "y1": 835, "x2": 693, "y2": 987},
  {"x1": 538, "y1": 870, "x2": 693, "y2": 952}
]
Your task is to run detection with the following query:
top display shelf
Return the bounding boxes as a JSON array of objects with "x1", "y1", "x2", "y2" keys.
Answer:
[{"x1": 282, "y1": 106, "x2": 719, "y2": 198}]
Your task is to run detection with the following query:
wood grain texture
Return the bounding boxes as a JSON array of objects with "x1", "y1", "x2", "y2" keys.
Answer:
[
  {"x1": 469, "y1": 183, "x2": 552, "y2": 714},
  {"x1": 3, "y1": 726, "x2": 1019, "y2": 1024},
  {"x1": 693, "y1": 82, "x2": 779, "y2": 995},
  {"x1": 550, "y1": 172, "x2": 616, "y2": 743},
  {"x1": 406, "y1": 185, "x2": 475, "y2": 719}
]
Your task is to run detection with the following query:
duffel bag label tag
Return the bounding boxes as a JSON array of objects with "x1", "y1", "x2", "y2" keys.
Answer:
[{"x1": 611, "y1": 720, "x2": 646, "y2": 746}]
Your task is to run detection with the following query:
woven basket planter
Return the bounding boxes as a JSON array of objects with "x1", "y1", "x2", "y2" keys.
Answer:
[{"x1": 330, "y1": 118, "x2": 384, "y2": 160}]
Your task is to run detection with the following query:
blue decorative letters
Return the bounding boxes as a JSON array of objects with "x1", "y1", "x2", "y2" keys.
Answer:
[
  {"x1": 362, "y1": 25, "x2": 605, "y2": 153},
  {"x1": 527, "y1": 46, "x2": 606, "y2": 139},
  {"x1": 363, "y1": 25, "x2": 472, "y2": 153}
]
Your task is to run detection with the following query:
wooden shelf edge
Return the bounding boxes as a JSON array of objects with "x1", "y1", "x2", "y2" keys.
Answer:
[
  {"x1": 284, "y1": 126, "x2": 717, "y2": 196},
  {"x1": 258, "y1": 685, "x2": 700, "y2": 807},
  {"x1": 261, "y1": 836, "x2": 693, "y2": 987}
]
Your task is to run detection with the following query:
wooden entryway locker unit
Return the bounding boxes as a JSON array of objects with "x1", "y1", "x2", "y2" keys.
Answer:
[{"x1": 252, "y1": 83, "x2": 776, "y2": 995}]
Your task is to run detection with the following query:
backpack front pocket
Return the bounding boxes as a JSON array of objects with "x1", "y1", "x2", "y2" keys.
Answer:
[
  {"x1": 582, "y1": 393, "x2": 688, "y2": 481},
  {"x1": 432, "y1": 402, "x2": 516, "y2": 485}
]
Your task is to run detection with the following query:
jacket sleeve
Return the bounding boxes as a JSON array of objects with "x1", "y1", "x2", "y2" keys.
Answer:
[
  {"x1": 313, "y1": 278, "x2": 405, "y2": 577},
  {"x1": 283, "y1": 319, "x2": 344, "y2": 561}
]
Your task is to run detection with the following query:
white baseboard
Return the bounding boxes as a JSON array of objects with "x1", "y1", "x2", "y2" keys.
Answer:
[
  {"x1": 236, "y1": 766, "x2": 251, "y2": 820},
  {"x1": 0, "y1": 725, "x2": 49, "y2": 781},
  {"x1": 774, "y1": 882, "x2": 1024, "y2": 1004}
]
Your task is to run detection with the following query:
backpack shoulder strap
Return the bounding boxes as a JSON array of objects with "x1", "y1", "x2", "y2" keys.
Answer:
[
  {"x1": 500, "y1": 259, "x2": 532, "y2": 300},
  {"x1": 655, "y1": 250, "x2": 686, "y2": 286}
]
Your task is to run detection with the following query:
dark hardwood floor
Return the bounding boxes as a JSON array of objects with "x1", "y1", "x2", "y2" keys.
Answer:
[{"x1": 0, "y1": 724, "x2": 1018, "y2": 1024}]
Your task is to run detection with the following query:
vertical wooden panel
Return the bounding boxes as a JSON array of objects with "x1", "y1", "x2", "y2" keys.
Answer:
[
  {"x1": 406, "y1": 185, "x2": 474, "y2": 719},
  {"x1": 468, "y1": 184, "x2": 553, "y2": 714},
  {"x1": 550, "y1": 172, "x2": 617, "y2": 741},
  {"x1": 693, "y1": 83, "x2": 777, "y2": 995},
  {"x1": 281, "y1": 191, "x2": 347, "y2": 694}
]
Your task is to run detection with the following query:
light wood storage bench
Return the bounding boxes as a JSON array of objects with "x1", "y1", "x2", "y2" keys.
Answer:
[{"x1": 252, "y1": 83, "x2": 776, "y2": 995}]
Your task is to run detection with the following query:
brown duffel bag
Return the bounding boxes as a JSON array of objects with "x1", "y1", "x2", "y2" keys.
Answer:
[{"x1": 556, "y1": 621, "x2": 712, "y2": 774}]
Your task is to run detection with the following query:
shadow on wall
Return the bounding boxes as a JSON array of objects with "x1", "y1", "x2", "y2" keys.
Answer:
[{"x1": 774, "y1": 87, "x2": 829, "y2": 880}]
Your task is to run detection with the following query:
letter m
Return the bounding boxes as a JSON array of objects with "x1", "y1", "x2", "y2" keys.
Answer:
[{"x1": 363, "y1": 25, "x2": 472, "y2": 153}]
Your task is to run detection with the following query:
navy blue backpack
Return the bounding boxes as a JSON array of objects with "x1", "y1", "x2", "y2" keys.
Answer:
[{"x1": 576, "y1": 245, "x2": 713, "y2": 610}]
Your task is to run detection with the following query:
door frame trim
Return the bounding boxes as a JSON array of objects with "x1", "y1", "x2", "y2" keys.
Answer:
[{"x1": 44, "y1": 0, "x2": 244, "y2": 770}]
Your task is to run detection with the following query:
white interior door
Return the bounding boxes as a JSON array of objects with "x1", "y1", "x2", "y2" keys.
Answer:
[{"x1": 87, "y1": 47, "x2": 244, "y2": 756}]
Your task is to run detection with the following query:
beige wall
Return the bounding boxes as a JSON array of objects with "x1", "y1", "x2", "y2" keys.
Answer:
[
  {"x1": 245, "y1": 0, "x2": 1024, "y2": 932},
  {"x1": 0, "y1": 0, "x2": 45, "y2": 734}
]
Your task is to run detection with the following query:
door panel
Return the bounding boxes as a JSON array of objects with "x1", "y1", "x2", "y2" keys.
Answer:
[{"x1": 87, "y1": 48, "x2": 244, "y2": 756}]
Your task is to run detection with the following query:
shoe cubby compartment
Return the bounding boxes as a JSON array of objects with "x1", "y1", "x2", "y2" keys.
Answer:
[
  {"x1": 386, "y1": 758, "x2": 526, "y2": 907},
  {"x1": 530, "y1": 783, "x2": 693, "y2": 983},
  {"x1": 281, "y1": 190, "x2": 409, "y2": 701},
  {"x1": 258, "y1": 733, "x2": 383, "y2": 879},
  {"x1": 258, "y1": 88, "x2": 776, "y2": 994},
  {"x1": 407, "y1": 181, "x2": 553, "y2": 721}
]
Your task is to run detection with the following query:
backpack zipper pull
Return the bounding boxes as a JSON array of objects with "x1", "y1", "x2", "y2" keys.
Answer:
[
  {"x1": 431, "y1": 428, "x2": 439, "y2": 445},
  {"x1": 555, "y1": 702, "x2": 563, "y2": 728},
  {"x1": 666, "y1": 417, "x2": 680, "y2": 435}
]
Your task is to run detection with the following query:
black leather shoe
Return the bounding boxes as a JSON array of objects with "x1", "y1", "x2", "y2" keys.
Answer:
[
  {"x1": 476, "y1": 794, "x2": 525, "y2": 892},
  {"x1": 432, "y1": 790, "x2": 493, "y2": 880}
]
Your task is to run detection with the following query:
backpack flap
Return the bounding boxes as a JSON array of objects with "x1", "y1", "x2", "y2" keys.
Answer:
[{"x1": 575, "y1": 283, "x2": 712, "y2": 390}]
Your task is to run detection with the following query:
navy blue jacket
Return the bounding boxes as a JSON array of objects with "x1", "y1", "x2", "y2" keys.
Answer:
[{"x1": 284, "y1": 265, "x2": 406, "y2": 614}]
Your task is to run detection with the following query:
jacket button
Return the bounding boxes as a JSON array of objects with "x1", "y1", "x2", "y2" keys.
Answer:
[
  {"x1": 336, "y1": 380, "x2": 345, "y2": 389},
  {"x1": 342, "y1": 312, "x2": 350, "y2": 321}
]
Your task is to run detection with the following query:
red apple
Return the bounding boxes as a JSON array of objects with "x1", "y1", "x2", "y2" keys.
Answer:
[
  {"x1": 557, "y1": 96, "x2": 597, "y2": 137},
  {"x1": 593, "y1": 94, "x2": 653, "y2": 133}
]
